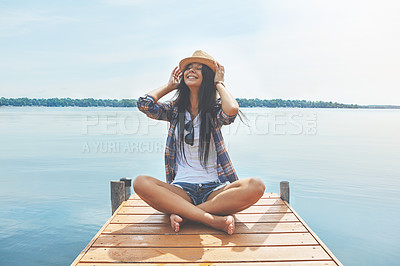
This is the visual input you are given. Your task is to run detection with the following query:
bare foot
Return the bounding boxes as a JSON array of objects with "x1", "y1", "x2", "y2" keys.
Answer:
[
  {"x1": 170, "y1": 214, "x2": 185, "y2": 232},
  {"x1": 209, "y1": 215, "x2": 235, "y2": 235},
  {"x1": 225, "y1": 215, "x2": 235, "y2": 235}
]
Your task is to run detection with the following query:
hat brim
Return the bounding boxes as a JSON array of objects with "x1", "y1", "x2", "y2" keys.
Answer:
[{"x1": 179, "y1": 57, "x2": 216, "y2": 73}]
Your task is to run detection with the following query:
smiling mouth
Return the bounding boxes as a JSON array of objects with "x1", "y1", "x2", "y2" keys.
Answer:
[{"x1": 187, "y1": 76, "x2": 198, "y2": 80}]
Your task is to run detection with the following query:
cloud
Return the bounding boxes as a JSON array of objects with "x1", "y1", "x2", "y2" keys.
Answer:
[
  {"x1": 101, "y1": 0, "x2": 146, "y2": 6},
  {"x1": 1, "y1": 0, "x2": 399, "y2": 105},
  {"x1": 221, "y1": 0, "x2": 400, "y2": 105},
  {"x1": 0, "y1": 8, "x2": 77, "y2": 37}
]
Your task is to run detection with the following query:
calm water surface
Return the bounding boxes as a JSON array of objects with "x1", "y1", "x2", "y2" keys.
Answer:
[{"x1": 0, "y1": 106, "x2": 399, "y2": 265}]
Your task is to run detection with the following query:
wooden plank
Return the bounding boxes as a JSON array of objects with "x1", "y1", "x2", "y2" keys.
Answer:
[
  {"x1": 93, "y1": 232, "x2": 318, "y2": 248},
  {"x1": 80, "y1": 246, "x2": 332, "y2": 263},
  {"x1": 110, "y1": 213, "x2": 299, "y2": 224},
  {"x1": 125, "y1": 198, "x2": 285, "y2": 207},
  {"x1": 284, "y1": 201, "x2": 343, "y2": 266},
  {"x1": 103, "y1": 222, "x2": 308, "y2": 235},
  {"x1": 77, "y1": 261, "x2": 337, "y2": 265},
  {"x1": 129, "y1": 192, "x2": 279, "y2": 200},
  {"x1": 238, "y1": 205, "x2": 290, "y2": 214},
  {"x1": 74, "y1": 193, "x2": 340, "y2": 266},
  {"x1": 118, "y1": 205, "x2": 291, "y2": 215},
  {"x1": 71, "y1": 202, "x2": 127, "y2": 266},
  {"x1": 228, "y1": 213, "x2": 299, "y2": 223}
]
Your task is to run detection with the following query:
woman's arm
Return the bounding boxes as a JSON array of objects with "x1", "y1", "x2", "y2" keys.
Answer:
[
  {"x1": 216, "y1": 83, "x2": 239, "y2": 116},
  {"x1": 214, "y1": 61, "x2": 239, "y2": 116},
  {"x1": 137, "y1": 67, "x2": 182, "y2": 121},
  {"x1": 145, "y1": 66, "x2": 182, "y2": 102},
  {"x1": 145, "y1": 83, "x2": 175, "y2": 103}
]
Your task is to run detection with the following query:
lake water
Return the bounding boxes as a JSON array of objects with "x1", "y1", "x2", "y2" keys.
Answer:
[{"x1": 0, "y1": 106, "x2": 399, "y2": 265}]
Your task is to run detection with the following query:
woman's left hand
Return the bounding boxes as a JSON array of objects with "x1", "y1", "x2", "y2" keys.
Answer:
[{"x1": 214, "y1": 61, "x2": 225, "y2": 83}]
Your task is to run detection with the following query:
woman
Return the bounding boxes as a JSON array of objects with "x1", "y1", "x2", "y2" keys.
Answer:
[{"x1": 134, "y1": 50, "x2": 265, "y2": 235}]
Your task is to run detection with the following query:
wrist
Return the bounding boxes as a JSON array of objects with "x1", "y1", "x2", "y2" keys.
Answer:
[
  {"x1": 215, "y1": 81, "x2": 226, "y2": 88},
  {"x1": 166, "y1": 83, "x2": 176, "y2": 92}
]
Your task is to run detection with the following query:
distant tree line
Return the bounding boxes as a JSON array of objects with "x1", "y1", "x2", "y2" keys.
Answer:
[
  {"x1": 0, "y1": 97, "x2": 137, "y2": 107},
  {"x1": 235, "y1": 98, "x2": 358, "y2": 108},
  {"x1": 1, "y1": 97, "x2": 396, "y2": 109}
]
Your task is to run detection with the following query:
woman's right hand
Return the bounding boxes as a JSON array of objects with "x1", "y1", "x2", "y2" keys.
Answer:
[{"x1": 168, "y1": 66, "x2": 182, "y2": 91}]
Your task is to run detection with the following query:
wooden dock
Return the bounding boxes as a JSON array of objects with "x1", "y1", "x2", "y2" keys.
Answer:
[{"x1": 72, "y1": 193, "x2": 342, "y2": 265}]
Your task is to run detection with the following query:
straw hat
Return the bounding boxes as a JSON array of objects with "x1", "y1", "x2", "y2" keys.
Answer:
[{"x1": 179, "y1": 50, "x2": 216, "y2": 73}]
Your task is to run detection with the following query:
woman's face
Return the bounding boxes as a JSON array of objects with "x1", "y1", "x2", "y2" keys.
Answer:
[{"x1": 183, "y1": 62, "x2": 203, "y2": 88}]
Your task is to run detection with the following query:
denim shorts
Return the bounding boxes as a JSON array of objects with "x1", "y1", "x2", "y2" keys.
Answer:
[{"x1": 171, "y1": 180, "x2": 229, "y2": 205}]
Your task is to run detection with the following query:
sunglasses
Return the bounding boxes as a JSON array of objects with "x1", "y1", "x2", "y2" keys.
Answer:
[{"x1": 184, "y1": 120, "x2": 194, "y2": 146}]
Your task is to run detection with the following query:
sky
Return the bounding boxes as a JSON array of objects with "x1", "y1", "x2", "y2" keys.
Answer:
[{"x1": 0, "y1": 0, "x2": 399, "y2": 105}]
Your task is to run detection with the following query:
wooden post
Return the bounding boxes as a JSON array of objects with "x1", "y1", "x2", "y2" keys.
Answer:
[
  {"x1": 111, "y1": 181, "x2": 125, "y2": 215},
  {"x1": 280, "y1": 181, "x2": 290, "y2": 203},
  {"x1": 120, "y1": 177, "x2": 132, "y2": 200}
]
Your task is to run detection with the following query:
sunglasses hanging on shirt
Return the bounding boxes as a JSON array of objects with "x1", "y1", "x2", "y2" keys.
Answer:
[{"x1": 184, "y1": 120, "x2": 194, "y2": 146}]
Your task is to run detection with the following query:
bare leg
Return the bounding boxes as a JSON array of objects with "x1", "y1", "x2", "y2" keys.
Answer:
[
  {"x1": 133, "y1": 175, "x2": 235, "y2": 234},
  {"x1": 134, "y1": 176, "x2": 191, "y2": 232},
  {"x1": 168, "y1": 178, "x2": 264, "y2": 232},
  {"x1": 197, "y1": 178, "x2": 265, "y2": 215}
]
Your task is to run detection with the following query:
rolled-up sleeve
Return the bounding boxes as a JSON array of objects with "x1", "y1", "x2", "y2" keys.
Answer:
[
  {"x1": 215, "y1": 98, "x2": 238, "y2": 126},
  {"x1": 137, "y1": 94, "x2": 173, "y2": 121}
]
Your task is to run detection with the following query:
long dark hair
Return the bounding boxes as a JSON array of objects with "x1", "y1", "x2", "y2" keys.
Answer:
[
  {"x1": 173, "y1": 64, "x2": 217, "y2": 169},
  {"x1": 171, "y1": 63, "x2": 247, "y2": 170}
]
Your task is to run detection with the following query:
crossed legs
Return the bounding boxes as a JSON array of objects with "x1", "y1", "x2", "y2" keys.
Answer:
[{"x1": 132, "y1": 175, "x2": 265, "y2": 234}]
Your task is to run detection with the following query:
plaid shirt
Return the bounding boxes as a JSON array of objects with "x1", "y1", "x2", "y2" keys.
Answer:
[{"x1": 137, "y1": 94, "x2": 239, "y2": 184}]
